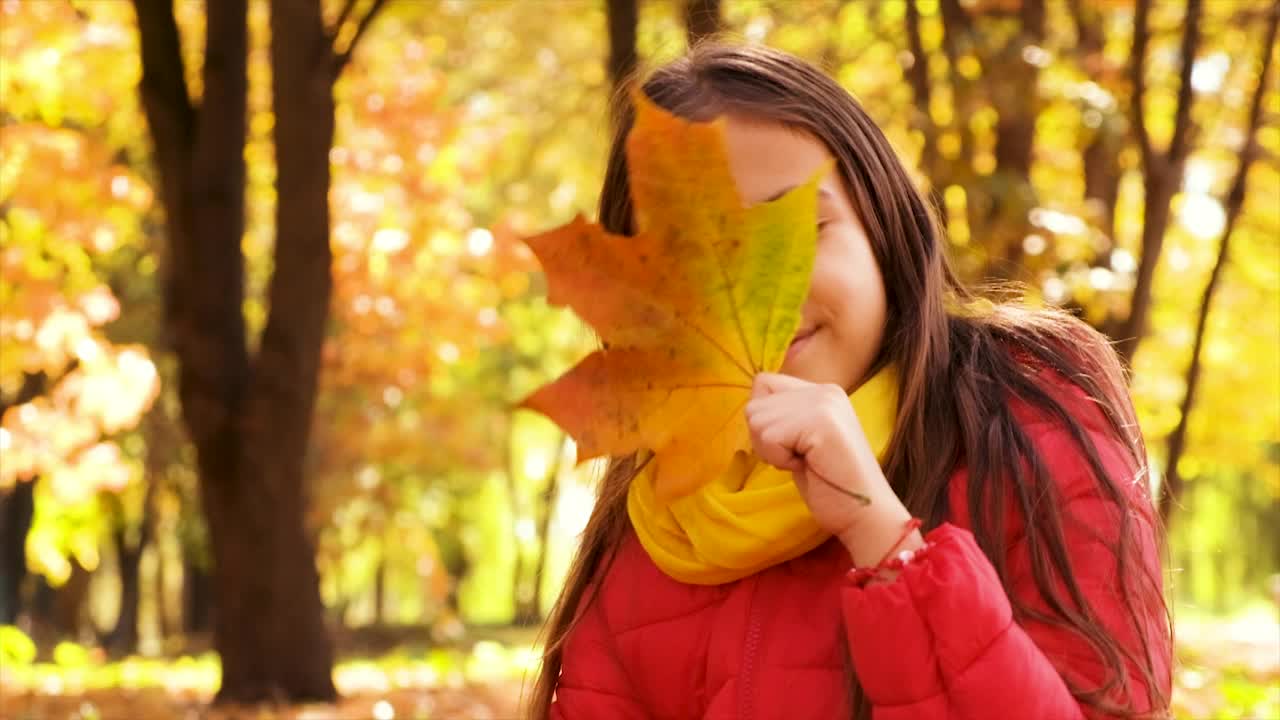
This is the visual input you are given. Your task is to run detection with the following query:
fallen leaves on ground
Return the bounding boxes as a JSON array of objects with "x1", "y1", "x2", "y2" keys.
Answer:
[
  {"x1": 0, "y1": 682, "x2": 525, "y2": 720},
  {"x1": 2, "y1": 610, "x2": 1276, "y2": 719}
]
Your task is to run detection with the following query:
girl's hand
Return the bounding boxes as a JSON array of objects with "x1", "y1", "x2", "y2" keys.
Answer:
[{"x1": 746, "y1": 372, "x2": 922, "y2": 568}]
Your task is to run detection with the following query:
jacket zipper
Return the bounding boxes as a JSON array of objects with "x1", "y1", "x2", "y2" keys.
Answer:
[{"x1": 738, "y1": 577, "x2": 765, "y2": 720}]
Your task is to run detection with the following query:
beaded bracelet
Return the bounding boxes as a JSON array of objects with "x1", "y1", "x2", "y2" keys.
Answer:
[{"x1": 849, "y1": 517, "x2": 929, "y2": 587}]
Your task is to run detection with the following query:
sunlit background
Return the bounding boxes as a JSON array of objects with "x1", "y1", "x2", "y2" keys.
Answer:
[{"x1": 1, "y1": 0, "x2": 1277, "y2": 718}]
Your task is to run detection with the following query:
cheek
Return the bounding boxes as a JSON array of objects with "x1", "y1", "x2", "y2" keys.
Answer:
[
  {"x1": 812, "y1": 248, "x2": 876, "y2": 302},
  {"x1": 813, "y1": 250, "x2": 887, "y2": 339}
]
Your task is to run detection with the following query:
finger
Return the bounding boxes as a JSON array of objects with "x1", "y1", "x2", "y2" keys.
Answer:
[
  {"x1": 752, "y1": 371, "x2": 810, "y2": 399},
  {"x1": 748, "y1": 423, "x2": 790, "y2": 469},
  {"x1": 744, "y1": 398, "x2": 807, "y2": 448},
  {"x1": 744, "y1": 393, "x2": 795, "y2": 422},
  {"x1": 778, "y1": 453, "x2": 806, "y2": 472},
  {"x1": 756, "y1": 440, "x2": 803, "y2": 472},
  {"x1": 792, "y1": 465, "x2": 812, "y2": 495},
  {"x1": 749, "y1": 417, "x2": 808, "y2": 472}
]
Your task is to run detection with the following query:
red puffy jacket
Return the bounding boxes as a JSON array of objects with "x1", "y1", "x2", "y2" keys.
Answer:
[{"x1": 550, "y1": 368, "x2": 1171, "y2": 719}]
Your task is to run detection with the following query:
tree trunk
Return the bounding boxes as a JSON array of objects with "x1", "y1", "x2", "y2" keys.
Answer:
[
  {"x1": 607, "y1": 0, "x2": 639, "y2": 93},
  {"x1": 182, "y1": 549, "x2": 213, "y2": 635},
  {"x1": 516, "y1": 435, "x2": 567, "y2": 626},
  {"x1": 504, "y1": 416, "x2": 531, "y2": 625},
  {"x1": 202, "y1": 0, "x2": 342, "y2": 702},
  {"x1": 433, "y1": 519, "x2": 469, "y2": 618},
  {"x1": 935, "y1": 0, "x2": 981, "y2": 237},
  {"x1": 156, "y1": 535, "x2": 178, "y2": 642},
  {"x1": 1069, "y1": 0, "x2": 1122, "y2": 250},
  {"x1": 684, "y1": 0, "x2": 722, "y2": 47},
  {"x1": 1082, "y1": 127, "x2": 1122, "y2": 247},
  {"x1": 1115, "y1": 0, "x2": 1203, "y2": 365},
  {"x1": 0, "y1": 371, "x2": 54, "y2": 625},
  {"x1": 374, "y1": 556, "x2": 386, "y2": 625},
  {"x1": 0, "y1": 480, "x2": 35, "y2": 624},
  {"x1": 1160, "y1": 7, "x2": 1277, "y2": 525},
  {"x1": 30, "y1": 575, "x2": 55, "y2": 635},
  {"x1": 981, "y1": 0, "x2": 1044, "y2": 280},
  {"x1": 132, "y1": 0, "x2": 384, "y2": 702},
  {"x1": 903, "y1": 0, "x2": 937, "y2": 182},
  {"x1": 54, "y1": 558, "x2": 92, "y2": 641},
  {"x1": 107, "y1": 453, "x2": 158, "y2": 655},
  {"x1": 108, "y1": 526, "x2": 144, "y2": 655},
  {"x1": 1115, "y1": 176, "x2": 1175, "y2": 363}
]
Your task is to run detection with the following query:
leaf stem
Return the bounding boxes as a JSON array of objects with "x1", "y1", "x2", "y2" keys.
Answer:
[{"x1": 819, "y1": 474, "x2": 871, "y2": 506}]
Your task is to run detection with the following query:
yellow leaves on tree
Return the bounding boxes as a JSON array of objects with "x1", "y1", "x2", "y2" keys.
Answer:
[{"x1": 520, "y1": 93, "x2": 826, "y2": 501}]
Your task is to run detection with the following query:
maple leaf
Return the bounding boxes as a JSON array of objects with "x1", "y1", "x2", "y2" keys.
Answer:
[{"x1": 519, "y1": 91, "x2": 827, "y2": 501}]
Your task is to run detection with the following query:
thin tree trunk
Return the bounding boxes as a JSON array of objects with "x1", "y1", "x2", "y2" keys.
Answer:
[
  {"x1": 1161, "y1": 7, "x2": 1277, "y2": 525},
  {"x1": 183, "y1": 549, "x2": 213, "y2": 635},
  {"x1": 0, "y1": 480, "x2": 35, "y2": 624},
  {"x1": 54, "y1": 558, "x2": 92, "y2": 642},
  {"x1": 503, "y1": 415, "x2": 530, "y2": 623},
  {"x1": 936, "y1": 0, "x2": 981, "y2": 236},
  {"x1": 903, "y1": 0, "x2": 937, "y2": 181},
  {"x1": 108, "y1": 526, "x2": 144, "y2": 655},
  {"x1": 157, "y1": 533, "x2": 178, "y2": 642},
  {"x1": 107, "y1": 475, "x2": 157, "y2": 655},
  {"x1": 518, "y1": 434, "x2": 567, "y2": 626},
  {"x1": 30, "y1": 575, "x2": 55, "y2": 636},
  {"x1": 684, "y1": 0, "x2": 721, "y2": 47},
  {"x1": 0, "y1": 371, "x2": 56, "y2": 625},
  {"x1": 1068, "y1": 0, "x2": 1123, "y2": 252},
  {"x1": 607, "y1": 0, "x2": 639, "y2": 93},
  {"x1": 1115, "y1": 0, "x2": 1204, "y2": 365},
  {"x1": 1120, "y1": 176, "x2": 1177, "y2": 357},
  {"x1": 374, "y1": 556, "x2": 386, "y2": 625},
  {"x1": 1082, "y1": 128, "x2": 1122, "y2": 247},
  {"x1": 981, "y1": 0, "x2": 1044, "y2": 280}
]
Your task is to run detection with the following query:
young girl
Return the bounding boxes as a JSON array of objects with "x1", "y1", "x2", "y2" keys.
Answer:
[{"x1": 529, "y1": 43, "x2": 1171, "y2": 720}]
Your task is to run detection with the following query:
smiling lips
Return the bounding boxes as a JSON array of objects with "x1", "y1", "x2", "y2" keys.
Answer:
[
  {"x1": 784, "y1": 326, "x2": 817, "y2": 362},
  {"x1": 790, "y1": 326, "x2": 817, "y2": 345}
]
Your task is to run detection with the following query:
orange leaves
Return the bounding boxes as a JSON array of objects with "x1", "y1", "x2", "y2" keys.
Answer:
[{"x1": 519, "y1": 93, "x2": 825, "y2": 501}]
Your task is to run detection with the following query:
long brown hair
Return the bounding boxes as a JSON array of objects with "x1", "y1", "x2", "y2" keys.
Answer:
[{"x1": 528, "y1": 42, "x2": 1170, "y2": 719}]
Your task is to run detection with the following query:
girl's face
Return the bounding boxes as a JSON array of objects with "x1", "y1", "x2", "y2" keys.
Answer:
[{"x1": 722, "y1": 115, "x2": 887, "y2": 393}]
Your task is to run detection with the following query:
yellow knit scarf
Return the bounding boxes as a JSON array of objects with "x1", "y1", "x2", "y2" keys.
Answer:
[{"x1": 626, "y1": 365, "x2": 900, "y2": 585}]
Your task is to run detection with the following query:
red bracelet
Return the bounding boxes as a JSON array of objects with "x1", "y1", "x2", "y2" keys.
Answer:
[{"x1": 849, "y1": 517, "x2": 927, "y2": 587}]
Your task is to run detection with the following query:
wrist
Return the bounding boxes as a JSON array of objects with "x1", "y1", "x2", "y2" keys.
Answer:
[{"x1": 837, "y1": 491, "x2": 923, "y2": 568}]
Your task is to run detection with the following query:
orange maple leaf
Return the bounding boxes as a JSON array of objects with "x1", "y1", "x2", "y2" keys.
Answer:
[{"x1": 519, "y1": 92, "x2": 826, "y2": 501}]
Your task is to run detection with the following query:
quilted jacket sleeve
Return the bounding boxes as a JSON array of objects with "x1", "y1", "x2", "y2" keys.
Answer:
[
  {"x1": 840, "y1": 423, "x2": 1171, "y2": 720},
  {"x1": 550, "y1": 586, "x2": 651, "y2": 720}
]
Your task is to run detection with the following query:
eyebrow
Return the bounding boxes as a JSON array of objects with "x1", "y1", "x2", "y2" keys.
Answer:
[{"x1": 762, "y1": 185, "x2": 834, "y2": 203}]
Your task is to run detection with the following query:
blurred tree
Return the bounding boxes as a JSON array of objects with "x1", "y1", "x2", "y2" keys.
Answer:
[
  {"x1": 101, "y1": 464, "x2": 154, "y2": 654},
  {"x1": 608, "y1": 0, "x2": 640, "y2": 92},
  {"x1": 892, "y1": 0, "x2": 1214, "y2": 354},
  {"x1": 130, "y1": 0, "x2": 386, "y2": 702},
  {"x1": 0, "y1": 0, "x2": 162, "y2": 633},
  {"x1": 0, "y1": 477, "x2": 34, "y2": 624},
  {"x1": 685, "y1": 0, "x2": 723, "y2": 46},
  {"x1": 1161, "y1": 7, "x2": 1277, "y2": 525},
  {"x1": 1113, "y1": 0, "x2": 1204, "y2": 364},
  {"x1": 840, "y1": 0, "x2": 1277, "y2": 537},
  {"x1": 0, "y1": 375, "x2": 45, "y2": 624}
]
